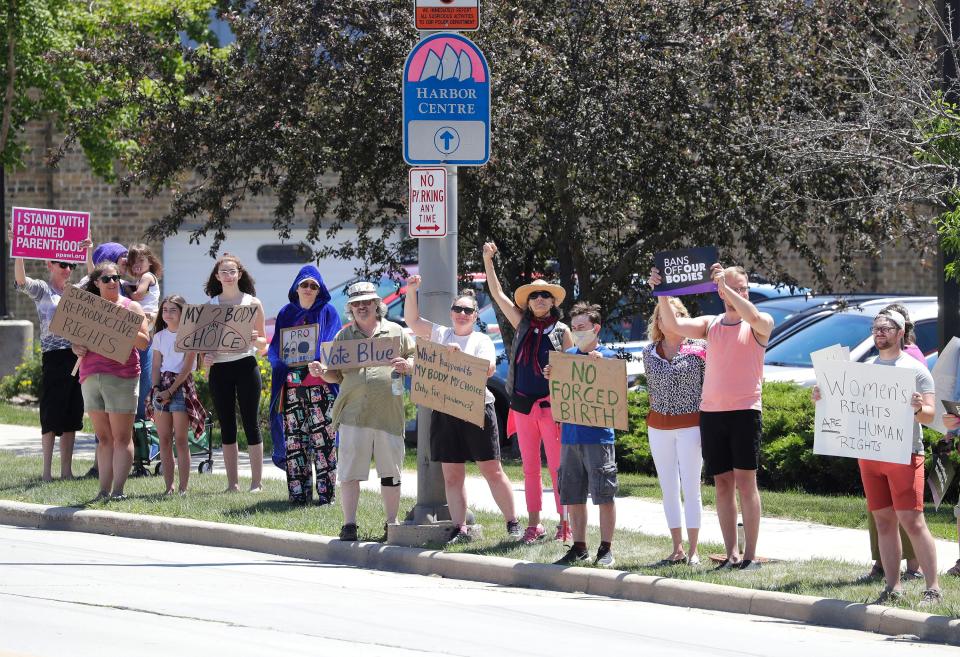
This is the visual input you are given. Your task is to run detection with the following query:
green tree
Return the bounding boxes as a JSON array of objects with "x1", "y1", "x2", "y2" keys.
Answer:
[
  {"x1": 57, "y1": 1, "x2": 932, "y2": 342},
  {"x1": 1, "y1": 0, "x2": 217, "y2": 177}
]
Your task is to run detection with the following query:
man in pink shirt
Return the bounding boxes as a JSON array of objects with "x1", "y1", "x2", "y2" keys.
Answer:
[{"x1": 650, "y1": 263, "x2": 774, "y2": 570}]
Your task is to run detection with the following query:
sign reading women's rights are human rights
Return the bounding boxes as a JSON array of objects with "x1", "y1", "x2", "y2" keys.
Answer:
[{"x1": 653, "y1": 246, "x2": 718, "y2": 297}]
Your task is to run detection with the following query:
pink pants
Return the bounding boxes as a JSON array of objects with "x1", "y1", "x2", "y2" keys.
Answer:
[{"x1": 511, "y1": 401, "x2": 562, "y2": 516}]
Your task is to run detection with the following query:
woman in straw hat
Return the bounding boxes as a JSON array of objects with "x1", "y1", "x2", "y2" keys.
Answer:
[{"x1": 482, "y1": 241, "x2": 574, "y2": 544}]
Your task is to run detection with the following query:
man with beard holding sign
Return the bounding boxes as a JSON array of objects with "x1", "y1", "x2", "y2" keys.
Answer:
[{"x1": 649, "y1": 262, "x2": 772, "y2": 571}]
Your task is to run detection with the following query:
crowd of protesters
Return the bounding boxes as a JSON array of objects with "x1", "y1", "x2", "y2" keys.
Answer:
[{"x1": 13, "y1": 235, "x2": 960, "y2": 606}]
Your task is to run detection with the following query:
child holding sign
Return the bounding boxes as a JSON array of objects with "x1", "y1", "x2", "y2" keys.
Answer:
[
  {"x1": 146, "y1": 295, "x2": 206, "y2": 495},
  {"x1": 404, "y1": 275, "x2": 521, "y2": 543},
  {"x1": 543, "y1": 302, "x2": 618, "y2": 567}
]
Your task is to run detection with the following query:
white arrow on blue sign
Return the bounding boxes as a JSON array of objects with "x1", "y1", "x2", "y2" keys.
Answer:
[{"x1": 403, "y1": 33, "x2": 490, "y2": 166}]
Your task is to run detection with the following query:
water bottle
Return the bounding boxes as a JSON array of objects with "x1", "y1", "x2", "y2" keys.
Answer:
[
  {"x1": 737, "y1": 522, "x2": 745, "y2": 555},
  {"x1": 391, "y1": 370, "x2": 404, "y2": 396}
]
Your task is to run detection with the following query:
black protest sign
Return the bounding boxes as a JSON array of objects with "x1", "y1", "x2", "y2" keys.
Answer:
[
  {"x1": 175, "y1": 304, "x2": 259, "y2": 353},
  {"x1": 653, "y1": 246, "x2": 718, "y2": 296}
]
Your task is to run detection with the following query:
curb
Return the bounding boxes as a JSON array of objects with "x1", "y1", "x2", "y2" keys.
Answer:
[{"x1": 1, "y1": 500, "x2": 958, "y2": 645}]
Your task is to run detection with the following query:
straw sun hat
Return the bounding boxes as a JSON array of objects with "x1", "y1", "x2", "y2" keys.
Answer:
[{"x1": 514, "y1": 279, "x2": 566, "y2": 308}]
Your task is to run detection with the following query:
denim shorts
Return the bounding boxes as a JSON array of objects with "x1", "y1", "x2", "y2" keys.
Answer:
[{"x1": 153, "y1": 385, "x2": 187, "y2": 413}]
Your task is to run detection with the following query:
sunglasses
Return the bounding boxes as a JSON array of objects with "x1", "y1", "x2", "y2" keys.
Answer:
[
  {"x1": 99, "y1": 274, "x2": 121, "y2": 283},
  {"x1": 528, "y1": 291, "x2": 553, "y2": 300},
  {"x1": 53, "y1": 262, "x2": 77, "y2": 270},
  {"x1": 298, "y1": 281, "x2": 320, "y2": 290},
  {"x1": 450, "y1": 305, "x2": 476, "y2": 315}
]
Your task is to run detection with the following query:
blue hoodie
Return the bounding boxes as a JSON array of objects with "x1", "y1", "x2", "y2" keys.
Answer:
[{"x1": 267, "y1": 265, "x2": 341, "y2": 468}]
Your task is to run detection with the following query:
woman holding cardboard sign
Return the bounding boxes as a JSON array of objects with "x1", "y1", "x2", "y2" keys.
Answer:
[
  {"x1": 404, "y1": 274, "x2": 521, "y2": 544},
  {"x1": 482, "y1": 241, "x2": 574, "y2": 544},
  {"x1": 12, "y1": 242, "x2": 89, "y2": 481},
  {"x1": 267, "y1": 265, "x2": 341, "y2": 504},
  {"x1": 201, "y1": 254, "x2": 269, "y2": 493},
  {"x1": 72, "y1": 262, "x2": 151, "y2": 500}
]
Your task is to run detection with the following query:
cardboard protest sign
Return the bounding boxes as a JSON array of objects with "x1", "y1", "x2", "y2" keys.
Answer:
[
  {"x1": 810, "y1": 344, "x2": 849, "y2": 372},
  {"x1": 548, "y1": 351, "x2": 628, "y2": 431},
  {"x1": 280, "y1": 324, "x2": 318, "y2": 366},
  {"x1": 175, "y1": 304, "x2": 259, "y2": 353},
  {"x1": 410, "y1": 338, "x2": 488, "y2": 426},
  {"x1": 319, "y1": 336, "x2": 402, "y2": 369},
  {"x1": 10, "y1": 206, "x2": 90, "y2": 263},
  {"x1": 813, "y1": 360, "x2": 917, "y2": 465},
  {"x1": 652, "y1": 246, "x2": 718, "y2": 297},
  {"x1": 49, "y1": 285, "x2": 143, "y2": 363},
  {"x1": 928, "y1": 336, "x2": 960, "y2": 434},
  {"x1": 929, "y1": 440, "x2": 957, "y2": 510}
]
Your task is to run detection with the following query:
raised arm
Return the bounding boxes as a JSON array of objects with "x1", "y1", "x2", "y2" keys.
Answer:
[
  {"x1": 482, "y1": 241, "x2": 522, "y2": 329},
  {"x1": 403, "y1": 274, "x2": 434, "y2": 338},
  {"x1": 647, "y1": 268, "x2": 711, "y2": 340},
  {"x1": 13, "y1": 256, "x2": 26, "y2": 287},
  {"x1": 710, "y1": 264, "x2": 774, "y2": 339}
]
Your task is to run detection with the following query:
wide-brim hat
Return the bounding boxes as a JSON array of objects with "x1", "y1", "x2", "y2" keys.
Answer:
[
  {"x1": 514, "y1": 279, "x2": 566, "y2": 308},
  {"x1": 346, "y1": 281, "x2": 381, "y2": 303}
]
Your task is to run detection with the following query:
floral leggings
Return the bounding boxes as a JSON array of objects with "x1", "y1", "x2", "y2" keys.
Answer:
[{"x1": 283, "y1": 383, "x2": 337, "y2": 504}]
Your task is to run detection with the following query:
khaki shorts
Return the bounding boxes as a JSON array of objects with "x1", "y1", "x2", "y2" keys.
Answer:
[
  {"x1": 81, "y1": 373, "x2": 139, "y2": 415},
  {"x1": 337, "y1": 424, "x2": 404, "y2": 482}
]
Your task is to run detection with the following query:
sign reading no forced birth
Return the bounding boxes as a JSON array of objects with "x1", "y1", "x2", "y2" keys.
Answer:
[
  {"x1": 175, "y1": 304, "x2": 259, "y2": 353},
  {"x1": 548, "y1": 352, "x2": 628, "y2": 431},
  {"x1": 410, "y1": 338, "x2": 488, "y2": 426},
  {"x1": 50, "y1": 286, "x2": 144, "y2": 363}
]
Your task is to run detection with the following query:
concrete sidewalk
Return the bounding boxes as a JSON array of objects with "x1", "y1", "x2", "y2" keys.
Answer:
[{"x1": 2, "y1": 422, "x2": 958, "y2": 570}]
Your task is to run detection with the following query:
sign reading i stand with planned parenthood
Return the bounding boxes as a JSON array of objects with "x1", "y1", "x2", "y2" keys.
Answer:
[
  {"x1": 414, "y1": 0, "x2": 479, "y2": 31},
  {"x1": 403, "y1": 33, "x2": 490, "y2": 166},
  {"x1": 10, "y1": 206, "x2": 90, "y2": 263},
  {"x1": 409, "y1": 167, "x2": 447, "y2": 238}
]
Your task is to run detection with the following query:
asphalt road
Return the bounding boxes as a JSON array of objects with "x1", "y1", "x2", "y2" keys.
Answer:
[{"x1": 0, "y1": 525, "x2": 954, "y2": 657}]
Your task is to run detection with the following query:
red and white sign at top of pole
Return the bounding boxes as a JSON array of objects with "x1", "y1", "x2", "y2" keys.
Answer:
[
  {"x1": 409, "y1": 167, "x2": 447, "y2": 238},
  {"x1": 414, "y1": 0, "x2": 479, "y2": 31}
]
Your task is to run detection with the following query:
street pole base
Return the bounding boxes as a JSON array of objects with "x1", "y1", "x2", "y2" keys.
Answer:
[
  {"x1": 405, "y1": 502, "x2": 474, "y2": 525},
  {"x1": 387, "y1": 521, "x2": 484, "y2": 548}
]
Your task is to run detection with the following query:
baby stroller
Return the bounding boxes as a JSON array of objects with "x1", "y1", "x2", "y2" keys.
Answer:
[{"x1": 132, "y1": 417, "x2": 215, "y2": 477}]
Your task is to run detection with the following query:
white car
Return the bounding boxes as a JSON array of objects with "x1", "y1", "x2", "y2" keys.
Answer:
[{"x1": 762, "y1": 297, "x2": 938, "y2": 387}]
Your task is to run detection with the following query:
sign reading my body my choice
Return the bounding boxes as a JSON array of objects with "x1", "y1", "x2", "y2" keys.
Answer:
[
  {"x1": 653, "y1": 246, "x2": 718, "y2": 297},
  {"x1": 403, "y1": 32, "x2": 490, "y2": 166},
  {"x1": 10, "y1": 206, "x2": 90, "y2": 263}
]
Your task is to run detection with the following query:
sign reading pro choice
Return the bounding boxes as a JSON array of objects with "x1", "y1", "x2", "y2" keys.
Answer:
[
  {"x1": 814, "y1": 360, "x2": 917, "y2": 465},
  {"x1": 548, "y1": 352, "x2": 628, "y2": 431}
]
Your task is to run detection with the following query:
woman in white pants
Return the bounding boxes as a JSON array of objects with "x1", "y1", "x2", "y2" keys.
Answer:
[{"x1": 641, "y1": 297, "x2": 706, "y2": 565}]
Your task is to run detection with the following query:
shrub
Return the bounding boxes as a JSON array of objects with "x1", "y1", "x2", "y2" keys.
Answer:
[{"x1": 0, "y1": 343, "x2": 42, "y2": 401}]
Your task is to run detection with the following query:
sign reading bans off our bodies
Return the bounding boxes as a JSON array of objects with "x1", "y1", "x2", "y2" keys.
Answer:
[
  {"x1": 175, "y1": 304, "x2": 259, "y2": 353},
  {"x1": 410, "y1": 338, "x2": 487, "y2": 427},
  {"x1": 319, "y1": 337, "x2": 402, "y2": 369},
  {"x1": 548, "y1": 352, "x2": 628, "y2": 431},
  {"x1": 653, "y1": 246, "x2": 718, "y2": 297},
  {"x1": 49, "y1": 286, "x2": 143, "y2": 363},
  {"x1": 814, "y1": 360, "x2": 917, "y2": 465}
]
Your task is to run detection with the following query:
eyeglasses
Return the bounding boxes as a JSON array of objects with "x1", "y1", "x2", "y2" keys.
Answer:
[
  {"x1": 872, "y1": 325, "x2": 898, "y2": 334},
  {"x1": 99, "y1": 274, "x2": 121, "y2": 283},
  {"x1": 218, "y1": 269, "x2": 239, "y2": 276},
  {"x1": 53, "y1": 262, "x2": 77, "y2": 270},
  {"x1": 730, "y1": 286, "x2": 749, "y2": 294},
  {"x1": 450, "y1": 305, "x2": 476, "y2": 315},
  {"x1": 528, "y1": 291, "x2": 553, "y2": 300},
  {"x1": 298, "y1": 281, "x2": 320, "y2": 290},
  {"x1": 350, "y1": 299, "x2": 374, "y2": 307}
]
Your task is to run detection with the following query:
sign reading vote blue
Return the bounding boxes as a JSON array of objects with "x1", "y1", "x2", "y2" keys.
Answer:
[{"x1": 403, "y1": 33, "x2": 490, "y2": 166}]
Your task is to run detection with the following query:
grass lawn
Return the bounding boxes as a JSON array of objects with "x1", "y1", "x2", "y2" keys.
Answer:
[{"x1": 2, "y1": 449, "x2": 959, "y2": 617}]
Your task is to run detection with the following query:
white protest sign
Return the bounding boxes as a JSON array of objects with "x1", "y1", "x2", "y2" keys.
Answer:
[
  {"x1": 280, "y1": 324, "x2": 318, "y2": 366},
  {"x1": 928, "y1": 336, "x2": 960, "y2": 434},
  {"x1": 814, "y1": 360, "x2": 917, "y2": 465},
  {"x1": 810, "y1": 344, "x2": 849, "y2": 372}
]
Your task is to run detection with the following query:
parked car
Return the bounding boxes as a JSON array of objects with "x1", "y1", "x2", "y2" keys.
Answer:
[
  {"x1": 763, "y1": 297, "x2": 939, "y2": 387},
  {"x1": 757, "y1": 294, "x2": 892, "y2": 345}
]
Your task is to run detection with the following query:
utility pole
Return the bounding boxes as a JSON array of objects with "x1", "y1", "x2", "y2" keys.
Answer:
[{"x1": 939, "y1": 0, "x2": 960, "y2": 349}]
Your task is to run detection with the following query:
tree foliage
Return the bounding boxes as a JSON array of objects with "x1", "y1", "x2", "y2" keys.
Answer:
[
  {"x1": 58, "y1": 0, "x2": 934, "y2": 329},
  {"x1": 1, "y1": 0, "x2": 217, "y2": 177}
]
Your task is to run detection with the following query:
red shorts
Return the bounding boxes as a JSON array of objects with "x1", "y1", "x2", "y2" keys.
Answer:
[{"x1": 858, "y1": 455, "x2": 925, "y2": 512}]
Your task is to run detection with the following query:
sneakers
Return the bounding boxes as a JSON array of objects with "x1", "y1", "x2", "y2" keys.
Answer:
[
  {"x1": 873, "y1": 587, "x2": 904, "y2": 606},
  {"x1": 947, "y1": 559, "x2": 960, "y2": 577},
  {"x1": 506, "y1": 519, "x2": 523, "y2": 540},
  {"x1": 595, "y1": 547, "x2": 615, "y2": 568},
  {"x1": 919, "y1": 588, "x2": 944, "y2": 608},
  {"x1": 554, "y1": 546, "x2": 590, "y2": 566},
  {"x1": 446, "y1": 526, "x2": 472, "y2": 546},
  {"x1": 339, "y1": 523, "x2": 358, "y2": 541},
  {"x1": 902, "y1": 569, "x2": 923, "y2": 581},
  {"x1": 737, "y1": 559, "x2": 761, "y2": 571},
  {"x1": 521, "y1": 524, "x2": 546, "y2": 545},
  {"x1": 554, "y1": 523, "x2": 573, "y2": 544}
]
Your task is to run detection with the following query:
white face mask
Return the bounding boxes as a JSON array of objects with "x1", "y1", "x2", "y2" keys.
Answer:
[{"x1": 572, "y1": 329, "x2": 596, "y2": 351}]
